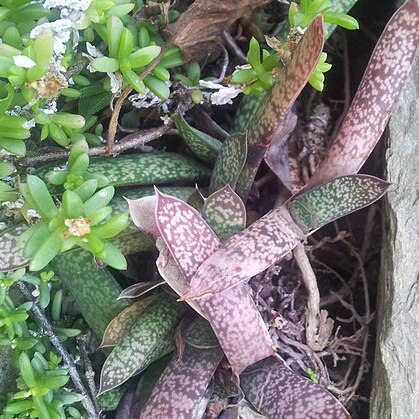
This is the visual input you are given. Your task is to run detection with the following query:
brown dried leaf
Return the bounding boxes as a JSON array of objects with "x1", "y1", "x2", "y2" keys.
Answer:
[
  {"x1": 236, "y1": 15, "x2": 325, "y2": 200},
  {"x1": 126, "y1": 196, "x2": 160, "y2": 239},
  {"x1": 167, "y1": 0, "x2": 271, "y2": 61},
  {"x1": 182, "y1": 207, "x2": 304, "y2": 300},
  {"x1": 307, "y1": 0, "x2": 419, "y2": 188},
  {"x1": 241, "y1": 358, "x2": 351, "y2": 418},
  {"x1": 100, "y1": 296, "x2": 157, "y2": 348}
]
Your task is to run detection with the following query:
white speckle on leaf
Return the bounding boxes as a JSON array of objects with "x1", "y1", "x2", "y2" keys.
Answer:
[
  {"x1": 13, "y1": 55, "x2": 36, "y2": 68},
  {"x1": 129, "y1": 89, "x2": 163, "y2": 109}
]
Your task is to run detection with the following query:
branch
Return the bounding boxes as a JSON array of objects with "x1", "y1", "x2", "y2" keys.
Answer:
[
  {"x1": 17, "y1": 124, "x2": 173, "y2": 167},
  {"x1": 15, "y1": 281, "x2": 99, "y2": 419}
]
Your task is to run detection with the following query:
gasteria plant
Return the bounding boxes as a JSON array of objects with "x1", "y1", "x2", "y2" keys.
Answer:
[{"x1": 0, "y1": 0, "x2": 417, "y2": 417}]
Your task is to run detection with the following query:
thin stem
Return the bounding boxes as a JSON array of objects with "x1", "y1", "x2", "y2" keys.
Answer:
[
  {"x1": 15, "y1": 281, "x2": 99, "y2": 419},
  {"x1": 17, "y1": 124, "x2": 172, "y2": 167}
]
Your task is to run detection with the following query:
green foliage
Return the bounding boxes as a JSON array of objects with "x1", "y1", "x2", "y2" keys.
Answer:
[
  {"x1": 231, "y1": 37, "x2": 280, "y2": 96},
  {"x1": 289, "y1": 0, "x2": 359, "y2": 30},
  {"x1": 309, "y1": 52, "x2": 332, "y2": 91}
]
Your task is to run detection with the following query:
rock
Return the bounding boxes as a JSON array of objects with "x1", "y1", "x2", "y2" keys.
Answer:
[{"x1": 370, "y1": 52, "x2": 419, "y2": 418}]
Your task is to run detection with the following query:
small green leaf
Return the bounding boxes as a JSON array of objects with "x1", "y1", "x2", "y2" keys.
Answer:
[
  {"x1": 128, "y1": 45, "x2": 161, "y2": 69},
  {"x1": 50, "y1": 113, "x2": 85, "y2": 129},
  {"x1": 324, "y1": 11, "x2": 359, "y2": 30},
  {"x1": 26, "y1": 175, "x2": 58, "y2": 220},
  {"x1": 97, "y1": 242, "x2": 127, "y2": 270},
  {"x1": 94, "y1": 213, "x2": 129, "y2": 239},
  {"x1": 247, "y1": 38, "x2": 262, "y2": 70},
  {"x1": 143, "y1": 75, "x2": 169, "y2": 100},
  {"x1": 122, "y1": 68, "x2": 145, "y2": 93},
  {"x1": 18, "y1": 352, "x2": 37, "y2": 388},
  {"x1": 0, "y1": 161, "x2": 15, "y2": 177},
  {"x1": 33, "y1": 29, "x2": 53, "y2": 67},
  {"x1": 107, "y1": 16, "x2": 124, "y2": 59},
  {"x1": 29, "y1": 230, "x2": 61, "y2": 271},
  {"x1": 288, "y1": 175, "x2": 390, "y2": 230},
  {"x1": 118, "y1": 27, "x2": 134, "y2": 60},
  {"x1": 0, "y1": 138, "x2": 25, "y2": 156},
  {"x1": 231, "y1": 68, "x2": 258, "y2": 84},
  {"x1": 62, "y1": 190, "x2": 84, "y2": 219},
  {"x1": 90, "y1": 56, "x2": 120, "y2": 73},
  {"x1": 83, "y1": 185, "x2": 115, "y2": 216}
]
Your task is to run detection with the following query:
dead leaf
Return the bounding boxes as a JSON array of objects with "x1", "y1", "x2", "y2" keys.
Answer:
[{"x1": 167, "y1": 0, "x2": 271, "y2": 61}]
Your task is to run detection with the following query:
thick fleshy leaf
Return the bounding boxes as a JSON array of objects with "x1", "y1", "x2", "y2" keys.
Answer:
[
  {"x1": 241, "y1": 358, "x2": 350, "y2": 418},
  {"x1": 118, "y1": 281, "x2": 164, "y2": 300},
  {"x1": 307, "y1": 0, "x2": 419, "y2": 188},
  {"x1": 324, "y1": 0, "x2": 359, "y2": 35},
  {"x1": 0, "y1": 224, "x2": 29, "y2": 272},
  {"x1": 182, "y1": 207, "x2": 304, "y2": 299},
  {"x1": 100, "y1": 296, "x2": 156, "y2": 348},
  {"x1": 35, "y1": 153, "x2": 211, "y2": 192},
  {"x1": 209, "y1": 132, "x2": 247, "y2": 193},
  {"x1": 155, "y1": 190, "x2": 276, "y2": 374},
  {"x1": 155, "y1": 238, "x2": 205, "y2": 318},
  {"x1": 289, "y1": 175, "x2": 390, "y2": 230},
  {"x1": 236, "y1": 15, "x2": 325, "y2": 200},
  {"x1": 173, "y1": 114, "x2": 222, "y2": 165},
  {"x1": 264, "y1": 109, "x2": 298, "y2": 191},
  {"x1": 155, "y1": 189, "x2": 222, "y2": 280},
  {"x1": 98, "y1": 294, "x2": 186, "y2": 394},
  {"x1": 202, "y1": 185, "x2": 246, "y2": 242},
  {"x1": 139, "y1": 319, "x2": 223, "y2": 418},
  {"x1": 50, "y1": 250, "x2": 130, "y2": 337}
]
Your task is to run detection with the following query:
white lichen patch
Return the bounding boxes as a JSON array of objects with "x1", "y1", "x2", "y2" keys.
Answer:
[{"x1": 198, "y1": 80, "x2": 242, "y2": 105}]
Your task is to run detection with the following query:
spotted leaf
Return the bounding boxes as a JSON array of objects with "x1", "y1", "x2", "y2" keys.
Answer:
[
  {"x1": 0, "y1": 224, "x2": 29, "y2": 272},
  {"x1": 155, "y1": 190, "x2": 275, "y2": 374},
  {"x1": 236, "y1": 15, "x2": 325, "y2": 201},
  {"x1": 139, "y1": 319, "x2": 223, "y2": 418},
  {"x1": 182, "y1": 207, "x2": 304, "y2": 300},
  {"x1": 307, "y1": 0, "x2": 419, "y2": 188},
  {"x1": 202, "y1": 185, "x2": 246, "y2": 242},
  {"x1": 99, "y1": 296, "x2": 157, "y2": 348},
  {"x1": 173, "y1": 114, "x2": 222, "y2": 165},
  {"x1": 209, "y1": 132, "x2": 247, "y2": 193},
  {"x1": 155, "y1": 189, "x2": 222, "y2": 280},
  {"x1": 98, "y1": 294, "x2": 186, "y2": 394},
  {"x1": 241, "y1": 358, "x2": 350, "y2": 418},
  {"x1": 289, "y1": 175, "x2": 390, "y2": 230}
]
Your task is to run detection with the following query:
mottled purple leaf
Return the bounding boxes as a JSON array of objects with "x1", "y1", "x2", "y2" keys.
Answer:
[
  {"x1": 98, "y1": 294, "x2": 186, "y2": 395},
  {"x1": 182, "y1": 207, "x2": 304, "y2": 300},
  {"x1": 241, "y1": 358, "x2": 350, "y2": 419},
  {"x1": 126, "y1": 196, "x2": 161, "y2": 239},
  {"x1": 289, "y1": 175, "x2": 390, "y2": 230},
  {"x1": 155, "y1": 237, "x2": 206, "y2": 318},
  {"x1": 236, "y1": 15, "x2": 325, "y2": 201},
  {"x1": 139, "y1": 319, "x2": 223, "y2": 418},
  {"x1": 155, "y1": 189, "x2": 223, "y2": 279},
  {"x1": 198, "y1": 288, "x2": 275, "y2": 375},
  {"x1": 202, "y1": 185, "x2": 246, "y2": 242},
  {"x1": 264, "y1": 110, "x2": 298, "y2": 191},
  {"x1": 209, "y1": 132, "x2": 247, "y2": 193},
  {"x1": 118, "y1": 281, "x2": 164, "y2": 300},
  {"x1": 307, "y1": 0, "x2": 419, "y2": 188},
  {"x1": 155, "y1": 190, "x2": 275, "y2": 374}
]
